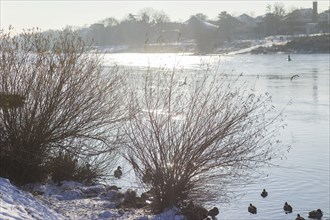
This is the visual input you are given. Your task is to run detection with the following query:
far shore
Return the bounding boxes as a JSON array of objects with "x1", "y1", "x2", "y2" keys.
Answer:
[{"x1": 89, "y1": 34, "x2": 330, "y2": 55}]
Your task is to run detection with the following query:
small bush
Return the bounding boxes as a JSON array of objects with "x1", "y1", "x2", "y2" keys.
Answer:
[
  {"x1": 48, "y1": 151, "x2": 99, "y2": 185},
  {"x1": 74, "y1": 163, "x2": 99, "y2": 185},
  {"x1": 0, "y1": 153, "x2": 48, "y2": 185}
]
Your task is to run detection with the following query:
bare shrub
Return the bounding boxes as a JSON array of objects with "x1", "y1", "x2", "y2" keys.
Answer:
[
  {"x1": 124, "y1": 65, "x2": 287, "y2": 212},
  {"x1": 0, "y1": 28, "x2": 127, "y2": 184},
  {"x1": 48, "y1": 151, "x2": 100, "y2": 185}
]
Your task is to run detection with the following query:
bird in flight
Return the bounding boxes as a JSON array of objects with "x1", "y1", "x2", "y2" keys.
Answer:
[{"x1": 290, "y1": 74, "x2": 300, "y2": 81}]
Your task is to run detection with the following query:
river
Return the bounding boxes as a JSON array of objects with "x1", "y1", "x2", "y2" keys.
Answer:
[{"x1": 103, "y1": 53, "x2": 329, "y2": 220}]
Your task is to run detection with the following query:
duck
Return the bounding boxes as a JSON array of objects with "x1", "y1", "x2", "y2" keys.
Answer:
[
  {"x1": 248, "y1": 203, "x2": 257, "y2": 214},
  {"x1": 308, "y1": 209, "x2": 323, "y2": 219},
  {"x1": 261, "y1": 189, "x2": 268, "y2": 198},
  {"x1": 114, "y1": 166, "x2": 122, "y2": 179},
  {"x1": 207, "y1": 207, "x2": 219, "y2": 218},
  {"x1": 283, "y1": 202, "x2": 293, "y2": 213},
  {"x1": 295, "y1": 214, "x2": 305, "y2": 220}
]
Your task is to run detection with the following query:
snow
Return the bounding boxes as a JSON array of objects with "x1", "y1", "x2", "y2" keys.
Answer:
[
  {"x1": 0, "y1": 178, "x2": 65, "y2": 220},
  {"x1": 184, "y1": 16, "x2": 218, "y2": 30},
  {"x1": 0, "y1": 178, "x2": 185, "y2": 220},
  {"x1": 153, "y1": 207, "x2": 185, "y2": 220},
  {"x1": 226, "y1": 37, "x2": 289, "y2": 55}
]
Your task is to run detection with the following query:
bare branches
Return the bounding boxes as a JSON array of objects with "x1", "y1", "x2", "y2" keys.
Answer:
[
  {"x1": 0, "y1": 28, "x2": 127, "y2": 184},
  {"x1": 123, "y1": 66, "x2": 287, "y2": 211}
]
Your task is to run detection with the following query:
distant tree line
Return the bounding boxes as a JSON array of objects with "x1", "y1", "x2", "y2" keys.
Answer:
[
  {"x1": 83, "y1": 8, "x2": 172, "y2": 46},
  {"x1": 41, "y1": 4, "x2": 329, "y2": 53}
]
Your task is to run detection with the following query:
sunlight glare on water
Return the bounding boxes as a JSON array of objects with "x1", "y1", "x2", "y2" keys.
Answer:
[
  {"x1": 103, "y1": 53, "x2": 329, "y2": 220},
  {"x1": 103, "y1": 53, "x2": 232, "y2": 70}
]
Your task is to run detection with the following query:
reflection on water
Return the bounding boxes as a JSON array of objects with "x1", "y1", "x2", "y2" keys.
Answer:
[
  {"x1": 103, "y1": 53, "x2": 329, "y2": 220},
  {"x1": 103, "y1": 52, "x2": 227, "y2": 70}
]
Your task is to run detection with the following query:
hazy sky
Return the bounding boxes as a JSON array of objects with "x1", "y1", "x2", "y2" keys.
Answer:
[{"x1": 1, "y1": 1, "x2": 329, "y2": 32}]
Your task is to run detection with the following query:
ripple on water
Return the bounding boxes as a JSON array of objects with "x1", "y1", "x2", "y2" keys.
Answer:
[{"x1": 102, "y1": 53, "x2": 329, "y2": 220}]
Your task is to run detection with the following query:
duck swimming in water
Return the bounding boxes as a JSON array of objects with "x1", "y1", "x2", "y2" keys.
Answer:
[
  {"x1": 248, "y1": 204, "x2": 257, "y2": 214},
  {"x1": 261, "y1": 189, "x2": 268, "y2": 198},
  {"x1": 114, "y1": 166, "x2": 122, "y2": 179},
  {"x1": 283, "y1": 202, "x2": 293, "y2": 213},
  {"x1": 295, "y1": 214, "x2": 305, "y2": 220},
  {"x1": 207, "y1": 207, "x2": 219, "y2": 218},
  {"x1": 308, "y1": 209, "x2": 323, "y2": 219}
]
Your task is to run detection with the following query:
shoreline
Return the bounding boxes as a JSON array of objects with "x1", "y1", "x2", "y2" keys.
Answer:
[{"x1": 88, "y1": 34, "x2": 330, "y2": 55}]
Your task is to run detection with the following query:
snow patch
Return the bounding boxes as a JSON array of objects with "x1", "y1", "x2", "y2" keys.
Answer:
[
  {"x1": 153, "y1": 206, "x2": 185, "y2": 220},
  {"x1": 1, "y1": 177, "x2": 186, "y2": 219},
  {"x1": 0, "y1": 178, "x2": 65, "y2": 220}
]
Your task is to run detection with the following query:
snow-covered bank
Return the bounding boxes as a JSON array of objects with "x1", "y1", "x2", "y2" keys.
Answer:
[
  {"x1": 91, "y1": 34, "x2": 329, "y2": 55},
  {"x1": 0, "y1": 178, "x2": 185, "y2": 220},
  {"x1": 0, "y1": 178, "x2": 65, "y2": 220}
]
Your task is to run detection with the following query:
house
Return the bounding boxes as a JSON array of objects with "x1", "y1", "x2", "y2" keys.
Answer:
[
  {"x1": 237, "y1": 14, "x2": 257, "y2": 28},
  {"x1": 236, "y1": 14, "x2": 259, "y2": 39},
  {"x1": 180, "y1": 16, "x2": 219, "y2": 52},
  {"x1": 280, "y1": 2, "x2": 328, "y2": 35},
  {"x1": 318, "y1": 10, "x2": 330, "y2": 33}
]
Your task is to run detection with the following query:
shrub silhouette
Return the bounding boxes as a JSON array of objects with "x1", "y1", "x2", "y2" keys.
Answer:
[
  {"x1": 0, "y1": 27, "x2": 127, "y2": 184},
  {"x1": 124, "y1": 67, "x2": 288, "y2": 212},
  {"x1": 49, "y1": 152, "x2": 79, "y2": 183},
  {"x1": 48, "y1": 151, "x2": 99, "y2": 185}
]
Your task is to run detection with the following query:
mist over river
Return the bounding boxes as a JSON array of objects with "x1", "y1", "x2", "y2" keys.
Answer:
[{"x1": 103, "y1": 53, "x2": 329, "y2": 220}]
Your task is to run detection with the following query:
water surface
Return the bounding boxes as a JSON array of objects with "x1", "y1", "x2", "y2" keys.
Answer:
[{"x1": 103, "y1": 53, "x2": 329, "y2": 220}]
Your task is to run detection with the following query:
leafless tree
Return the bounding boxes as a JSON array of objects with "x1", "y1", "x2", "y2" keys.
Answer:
[
  {"x1": 0, "y1": 28, "x2": 128, "y2": 184},
  {"x1": 123, "y1": 65, "x2": 288, "y2": 212},
  {"x1": 100, "y1": 17, "x2": 119, "y2": 27},
  {"x1": 273, "y1": 2, "x2": 286, "y2": 17},
  {"x1": 152, "y1": 10, "x2": 170, "y2": 24},
  {"x1": 195, "y1": 13, "x2": 208, "y2": 21},
  {"x1": 138, "y1": 8, "x2": 170, "y2": 24}
]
